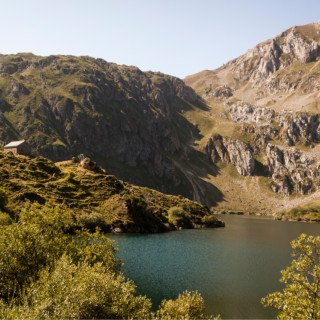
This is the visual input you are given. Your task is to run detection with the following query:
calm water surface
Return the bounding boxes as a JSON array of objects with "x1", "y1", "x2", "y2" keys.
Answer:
[{"x1": 109, "y1": 215, "x2": 319, "y2": 319}]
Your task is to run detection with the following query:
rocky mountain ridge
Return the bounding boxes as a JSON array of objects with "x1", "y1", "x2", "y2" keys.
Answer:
[
  {"x1": 227, "y1": 22, "x2": 320, "y2": 87},
  {"x1": 185, "y1": 21, "x2": 320, "y2": 112},
  {"x1": 0, "y1": 53, "x2": 214, "y2": 203},
  {"x1": 182, "y1": 21, "x2": 320, "y2": 217}
]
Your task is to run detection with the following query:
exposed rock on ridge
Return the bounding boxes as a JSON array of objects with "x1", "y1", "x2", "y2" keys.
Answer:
[
  {"x1": 227, "y1": 22, "x2": 320, "y2": 86},
  {"x1": 206, "y1": 134, "x2": 255, "y2": 176},
  {"x1": 266, "y1": 144, "x2": 320, "y2": 196},
  {"x1": 226, "y1": 102, "x2": 320, "y2": 147}
]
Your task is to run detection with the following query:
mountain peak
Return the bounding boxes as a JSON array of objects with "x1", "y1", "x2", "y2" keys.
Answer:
[{"x1": 225, "y1": 22, "x2": 320, "y2": 86}]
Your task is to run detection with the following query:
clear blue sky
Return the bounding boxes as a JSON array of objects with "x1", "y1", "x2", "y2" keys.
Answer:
[{"x1": 1, "y1": 0, "x2": 320, "y2": 78}]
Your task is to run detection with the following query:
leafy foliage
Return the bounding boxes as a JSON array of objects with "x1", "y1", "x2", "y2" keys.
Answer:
[
  {"x1": 66, "y1": 170, "x2": 76, "y2": 181},
  {"x1": 1, "y1": 255, "x2": 152, "y2": 320},
  {"x1": 261, "y1": 234, "x2": 320, "y2": 319},
  {"x1": 0, "y1": 212, "x2": 11, "y2": 226},
  {"x1": 277, "y1": 206, "x2": 320, "y2": 222},
  {"x1": 167, "y1": 206, "x2": 193, "y2": 229},
  {"x1": 0, "y1": 203, "x2": 120, "y2": 301},
  {"x1": 157, "y1": 291, "x2": 220, "y2": 320},
  {"x1": 0, "y1": 203, "x2": 218, "y2": 319}
]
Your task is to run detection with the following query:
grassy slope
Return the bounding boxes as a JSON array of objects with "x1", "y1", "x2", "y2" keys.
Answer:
[{"x1": 0, "y1": 151, "x2": 223, "y2": 231}]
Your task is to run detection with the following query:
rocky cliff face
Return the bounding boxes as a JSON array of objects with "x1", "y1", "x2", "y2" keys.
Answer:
[
  {"x1": 0, "y1": 53, "x2": 202, "y2": 199},
  {"x1": 223, "y1": 102, "x2": 320, "y2": 196},
  {"x1": 226, "y1": 102, "x2": 320, "y2": 148},
  {"x1": 265, "y1": 144, "x2": 320, "y2": 196},
  {"x1": 227, "y1": 22, "x2": 320, "y2": 88},
  {"x1": 206, "y1": 134, "x2": 255, "y2": 176}
]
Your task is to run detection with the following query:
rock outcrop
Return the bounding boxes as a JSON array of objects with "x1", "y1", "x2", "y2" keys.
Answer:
[
  {"x1": 226, "y1": 102, "x2": 320, "y2": 147},
  {"x1": 206, "y1": 134, "x2": 255, "y2": 176},
  {"x1": 266, "y1": 144, "x2": 319, "y2": 196},
  {"x1": 227, "y1": 22, "x2": 320, "y2": 87}
]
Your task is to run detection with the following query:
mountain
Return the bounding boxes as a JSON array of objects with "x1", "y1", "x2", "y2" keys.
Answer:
[
  {"x1": 183, "y1": 21, "x2": 320, "y2": 220},
  {"x1": 1, "y1": 22, "x2": 320, "y2": 221},
  {"x1": 0, "y1": 53, "x2": 221, "y2": 206},
  {"x1": 185, "y1": 21, "x2": 320, "y2": 111}
]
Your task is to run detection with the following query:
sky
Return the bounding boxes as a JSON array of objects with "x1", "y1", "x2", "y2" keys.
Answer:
[{"x1": 1, "y1": 0, "x2": 320, "y2": 78}]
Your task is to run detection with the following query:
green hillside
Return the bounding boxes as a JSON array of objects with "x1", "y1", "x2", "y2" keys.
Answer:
[{"x1": 0, "y1": 151, "x2": 224, "y2": 232}]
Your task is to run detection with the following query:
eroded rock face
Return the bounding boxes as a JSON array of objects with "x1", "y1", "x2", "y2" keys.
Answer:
[
  {"x1": 206, "y1": 135, "x2": 255, "y2": 176},
  {"x1": 227, "y1": 22, "x2": 320, "y2": 87},
  {"x1": 226, "y1": 102, "x2": 275, "y2": 125},
  {"x1": 265, "y1": 144, "x2": 319, "y2": 195},
  {"x1": 225, "y1": 103, "x2": 320, "y2": 196},
  {"x1": 226, "y1": 102, "x2": 320, "y2": 147}
]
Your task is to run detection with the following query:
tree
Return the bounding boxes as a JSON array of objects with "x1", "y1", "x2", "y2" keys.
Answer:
[
  {"x1": 157, "y1": 291, "x2": 220, "y2": 320},
  {"x1": 261, "y1": 234, "x2": 320, "y2": 320},
  {"x1": 0, "y1": 203, "x2": 220, "y2": 319},
  {"x1": 1, "y1": 255, "x2": 152, "y2": 320},
  {"x1": 0, "y1": 203, "x2": 120, "y2": 300}
]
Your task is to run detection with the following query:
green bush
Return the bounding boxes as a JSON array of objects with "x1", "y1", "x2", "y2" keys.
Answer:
[
  {"x1": 0, "y1": 212, "x2": 11, "y2": 226},
  {"x1": 76, "y1": 212, "x2": 110, "y2": 232},
  {"x1": 202, "y1": 215, "x2": 218, "y2": 226},
  {"x1": 0, "y1": 203, "x2": 120, "y2": 300},
  {"x1": 261, "y1": 234, "x2": 320, "y2": 319},
  {"x1": 157, "y1": 291, "x2": 220, "y2": 320},
  {"x1": 277, "y1": 205, "x2": 320, "y2": 221},
  {"x1": 1, "y1": 255, "x2": 152, "y2": 320},
  {"x1": 167, "y1": 206, "x2": 193, "y2": 229},
  {"x1": 0, "y1": 188, "x2": 8, "y2": 209}
]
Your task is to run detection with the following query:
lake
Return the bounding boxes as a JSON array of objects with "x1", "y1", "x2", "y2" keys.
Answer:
[{"x1": 108, "y1": 215, "x2": 320, "y2": 319}]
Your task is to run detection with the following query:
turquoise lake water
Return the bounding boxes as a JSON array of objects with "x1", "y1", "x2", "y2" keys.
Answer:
[{"x1": 109, "y1": 215, "x2": 320, "y2": 319}]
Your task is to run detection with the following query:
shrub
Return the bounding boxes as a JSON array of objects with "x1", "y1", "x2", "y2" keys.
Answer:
[
  {"x1": 167, "y1": 206, "x2": 193, "y2": 229},
  {"x1": 0, "y1": 188, "x2": 8, "y2": 209},
  {"x1": 76, "y1": 212, "x2": 110, "y2": 232},
  {"x1": 0, "y1": 212, "x2": 11, "y2": 226},
  {"x1": 261, "y1": 234, "x2": 320, "y2": 319},
  {"x1": 157, "y1": 290, "x2": 220, "y2": 320},
  {"x1": 0, "y1": 203, "x2": 120, "y2": 300},
  {"x1": 202, "y1": 215, "x2": 218, "y2": 226},
  {"x1": 2, "y1": 255, "x2": 152, "y2": 320}
]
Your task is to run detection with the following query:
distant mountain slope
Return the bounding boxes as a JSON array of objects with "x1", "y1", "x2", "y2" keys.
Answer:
[
  {"x1": 183, "y1": 22, "x2": 320, "y2": 218},
  {"x1": 185, "y1": 21, "x2": 320, "y2": 112},
  {"x1": 0, "y1": 53, "x2": 221, "y2": 205}
]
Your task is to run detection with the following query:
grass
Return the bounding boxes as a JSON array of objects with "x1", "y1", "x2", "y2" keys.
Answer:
[
  {"x1": 276, "y1": 205, "x2": 320, "y2": 222},
  {"x1": 0, "y1": 152, "x2": 223, "y2": 232}
]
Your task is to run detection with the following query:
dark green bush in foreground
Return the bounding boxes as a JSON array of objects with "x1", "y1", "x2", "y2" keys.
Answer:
[{"x1": 0, "y1": 203, "x2": 219, "y2": 319}]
